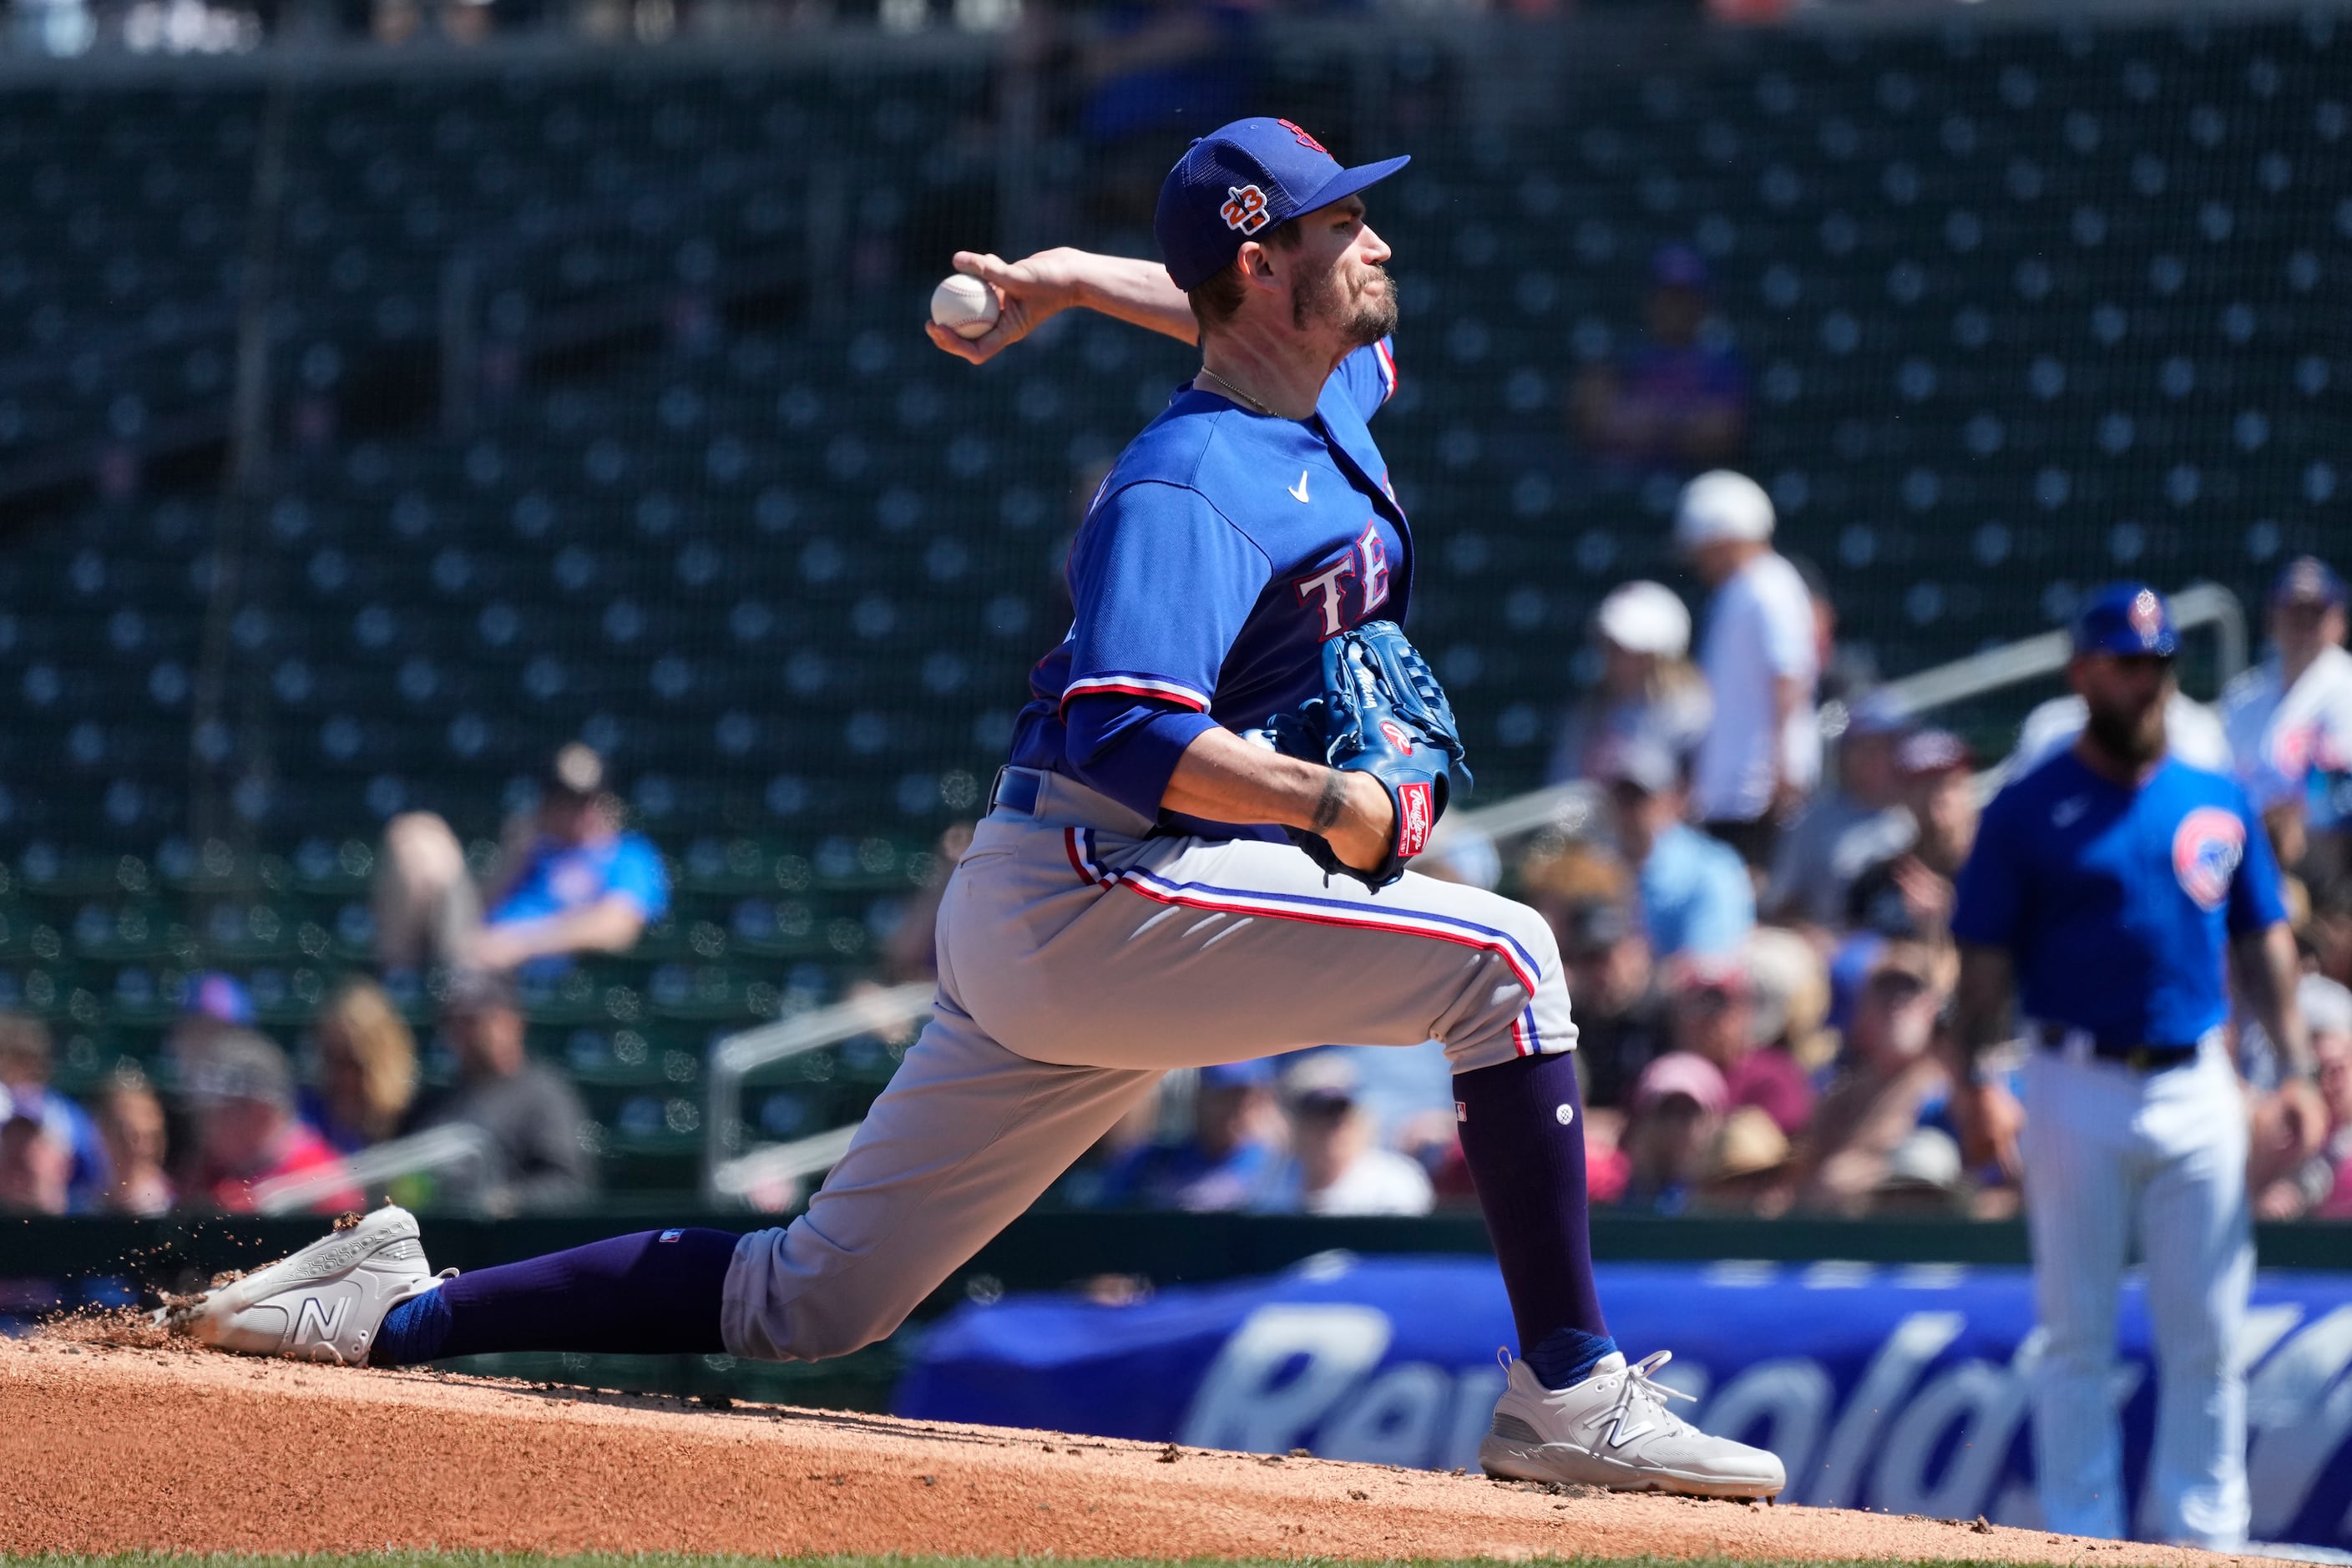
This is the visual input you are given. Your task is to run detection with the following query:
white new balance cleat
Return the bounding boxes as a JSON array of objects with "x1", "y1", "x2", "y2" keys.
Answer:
[
  {"x1": 159, "y1": 1204, "x2": 448, "y2": 1366},
  {"x1": 1479, "y1": 1350, "x2": 1786, "y2": 1500}
]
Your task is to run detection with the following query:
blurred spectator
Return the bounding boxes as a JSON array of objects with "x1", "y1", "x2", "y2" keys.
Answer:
[
  {"x1": 1746, "y1": 926, "x2": 1838, "y2": 1080},
  {"x1": 185, "y1": 1030, "x2": 362, "y2": 1215},
  {"x1": 1097, "y1": 1060, "x2": 1284, "y2": 1212},
  {"x1": 2314, "y1": 1026, "x2": 2352, "y2": 1219},
  {"x1": 1694, "y1": 1105, "x2": 1793, "y2": 1216},
  {"x1": 2256, "y1": 974, "x2": 2352, "y2": 1219},
  {"x1": 1545, "y1": 581, "x2": 1712, "y2": 787},
  {"x1": 1600, "y1": 736, "x2": 1753, "y2": 959},
  {"x1": 1618, "y1": 1051, "x2": 1728, "y2": 1212},
  {"x1": 302, "y1": 977, "x2": 419, "y2": 1153},
  {"x1": 1569, "y1": 244, "x2": 1748, "y2": 473},
  {"x1": 0, "y1": 1011, "x2": 109, "y2": 1210},
  {"x1": 1301, "y1": 1042, "x2": 1455, "y2": 1150},
  {"x1": 373, "y1": 741, "x2": 669, "y2": 978},
  {"x1": 407, "y1": 972, "x2": 595, "y2": 1214},
  {"x1": 1677, "y1": 472, "x2": 1820, "y2": 869},
  {"x1": 1072, "y1": 1, "x2": 1257, "y2": 235},
  {"x1": 1765, "y1": 691, "x2": 1917, "y2": 928},
  {"x1": 1554, "y1": 897, "x2": 1668, "y2": 1110},
  {"x1": 1667, "y1": 952, "x2": 1813, "y2": 1137},
  {"x1": 93, "y1": 1068, "x2": 173, "y2": 1216},
  {"x1": 1848, "y1": 730, "x2": 1980, "y2": 944},
  {"x1": 0, "y1": 1108, "x2": 68, "y2": 1215},
  {"x1": 1255, "y1": 1057, "x2": 1434, "y2": 1217},
  {"x1": 165, "y1": 971, "x2": 254, "y2": 1085},
  {"x1": 1796, "y1": 943, "x2": 1955, "y2": 1215},
  {"x1": 1867, "y1": 1128, "x2": 1970, "y2": 1216},
  {"x1": 2221, "y1": 557, "x2": 2352, "y2": 892}
]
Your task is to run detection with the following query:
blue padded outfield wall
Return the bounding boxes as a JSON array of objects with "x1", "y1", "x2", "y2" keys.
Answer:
[{"x1": 898, "y1": 1257, "x2": 2352, "y2": 1550}]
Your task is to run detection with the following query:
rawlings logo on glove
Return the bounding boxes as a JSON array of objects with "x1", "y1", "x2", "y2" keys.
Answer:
[{"x1": 1250, "y1": 620, "x2": 1471, "y2": 890}]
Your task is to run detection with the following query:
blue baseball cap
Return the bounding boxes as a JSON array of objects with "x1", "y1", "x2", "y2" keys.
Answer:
[
  {"x1": 185, "y1": 971, "x2": 254, "y2": 1025},
  {"x1": 1154, "y1": 118, "x2": 1410, "y2": 292},
  {"x1": 2271, "y1": 555, "x2": 2346, "y2": 609},
  {"x1": 2071, "y1": 582, "x2": 2178, "y2": 658}
]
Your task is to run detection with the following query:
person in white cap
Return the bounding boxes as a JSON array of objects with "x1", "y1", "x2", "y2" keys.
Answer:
[
  {"x1": 1676, "y1": 471, "x2": 1820, "y2": 868},
  {"x1": 1546, "y1": 579, "x2": 1712, "y2": 787}
]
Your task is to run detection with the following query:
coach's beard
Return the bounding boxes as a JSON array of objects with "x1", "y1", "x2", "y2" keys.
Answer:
[
  {"x1": 2083, "y1": 701, "x2": 2167, "y2": 769},
  {"x1": 1297, "y1": 261, "x2": 1399, "y2": 346}
]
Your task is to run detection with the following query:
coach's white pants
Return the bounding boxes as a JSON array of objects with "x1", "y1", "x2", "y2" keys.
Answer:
[
  {"x1": 721, "y1": 770, "x2": 1575, "y2": 1363},
  {"x1": 2021, "y1": 1039, "x2": 2251, "y2": 1549}
]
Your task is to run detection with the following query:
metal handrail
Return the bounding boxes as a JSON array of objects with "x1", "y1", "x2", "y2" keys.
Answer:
[
  {"x1": 1875, "y1": 581, "x2": 2246, "y2": 714},
  {"x1": 250, "y1": 1122, "x2": 496, "y2": 1215},
  {"x1": 1434, "y1": 582, "x2": 2247, "y2": 850},
  {"x1": 702, "y1": 980, "x2": 933, "y2": 1204}
]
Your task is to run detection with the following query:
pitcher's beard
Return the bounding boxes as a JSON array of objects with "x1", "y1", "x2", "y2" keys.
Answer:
[
  {"x1": 2083, "y1": 701, "x2": 2166, "y2": 768},
  {"x1": 1297, "y1": 262, "x2": 1399, "y2": 346}
]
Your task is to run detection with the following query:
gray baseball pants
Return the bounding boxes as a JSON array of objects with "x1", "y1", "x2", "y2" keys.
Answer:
[{"x1": 719, "y1": 766, "x2": 1575, "y2": 1363}]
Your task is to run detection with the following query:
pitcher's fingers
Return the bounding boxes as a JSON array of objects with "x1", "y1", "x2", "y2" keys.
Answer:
[
  {"x1": 924, "y1": 320, "x2": 989, "y2": 363},
  {"x1": 951, "y1": 250, "x2": 1016, "y2": 290}
]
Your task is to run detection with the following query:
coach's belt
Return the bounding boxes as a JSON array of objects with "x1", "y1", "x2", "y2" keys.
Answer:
[
  {"x1": 988, "y1": 766, "x2": 1044, "y2": 817},
  {"x1": 2035, "y1": 1023, "x2": 2199, "y2": 1073}
]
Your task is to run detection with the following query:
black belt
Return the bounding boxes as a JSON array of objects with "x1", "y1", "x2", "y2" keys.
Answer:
[
  {"x1": 2036, "y1": 1024, "x2": 2198, "y2": 1073},
  {"x1": 989, "y1": 766, "x2": 1043, "y2": 817}
]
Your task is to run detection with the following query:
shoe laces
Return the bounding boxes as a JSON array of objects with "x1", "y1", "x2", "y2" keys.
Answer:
[{"x1": 1599, "y1": 1350, "x2": 1697, "y2": 1436}]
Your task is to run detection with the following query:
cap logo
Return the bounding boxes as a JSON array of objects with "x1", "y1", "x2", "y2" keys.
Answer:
[
  {"x1": 1277, "y1": 118, "x2": 1328, "y2": 154},
  {"x1": 1221, "y1": 184, "x2": 1272, "y2": 235},
  {"x1": 2128, "y1": 590, "x2": 2163, "y2": 645}
]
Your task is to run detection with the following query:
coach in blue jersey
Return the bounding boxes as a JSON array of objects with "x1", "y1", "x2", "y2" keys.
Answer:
[{"x1": 1950, "y1": 584, "x2": 2324, "y2": 1548}]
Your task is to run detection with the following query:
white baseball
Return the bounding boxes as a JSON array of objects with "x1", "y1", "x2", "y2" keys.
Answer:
[{"x1": 931, "y1": 273, "x2": 1000, "y2": 341}]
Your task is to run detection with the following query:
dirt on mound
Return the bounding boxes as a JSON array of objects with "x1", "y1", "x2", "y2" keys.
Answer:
[{"x1": 0, "y1": 1335, "x2": 2238, "y2": 1565}]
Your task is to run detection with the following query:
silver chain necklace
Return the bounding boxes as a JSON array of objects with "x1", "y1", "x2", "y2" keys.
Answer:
[{"x1": 1194, "y1": 366, "x2": 1277, "y2": 417}]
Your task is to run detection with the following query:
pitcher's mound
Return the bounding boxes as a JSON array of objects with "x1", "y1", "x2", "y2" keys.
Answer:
[{"x1": 0, "y1": 1335, "x2": 2224, "y2": 1563}]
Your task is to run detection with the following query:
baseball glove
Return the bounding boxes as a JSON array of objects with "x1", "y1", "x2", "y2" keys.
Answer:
[{"x1": 1252, "y1": 620, "x2": 1473, "y2": 891}]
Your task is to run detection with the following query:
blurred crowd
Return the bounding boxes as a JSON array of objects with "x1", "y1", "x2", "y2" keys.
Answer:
[{"x1": 0, "y1": 741, "x2": 650, "y2": 1217}]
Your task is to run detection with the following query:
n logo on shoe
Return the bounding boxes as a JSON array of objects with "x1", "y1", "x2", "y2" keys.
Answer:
[
  {"x1": 295, "y1": 1293, "x2": 351, "y2": 1345},
  {"x1": 1600, "y1": 1409, "x2": 1656, "y2": 1450}
]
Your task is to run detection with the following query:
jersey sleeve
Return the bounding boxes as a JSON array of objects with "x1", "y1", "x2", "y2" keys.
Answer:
[
  {"x1": 608, "y1": 836, "x2": 671, "y2": 923},
  {"x1": 1061, "y1": 480, "x2": 1267, "y2": 716},
  {"x1": 1328, "y1": 336, "x2": 1400, "y2": 422},
  {"x1": 1950, "y1": 789, "x2": 2026, "y2": 948},
  {"x1": 2226, "y1": 788, "x2": 2289, "y2": 935},
  {"x1": 1059, "y1": 481, "x2": 1269, "y2": 818}
]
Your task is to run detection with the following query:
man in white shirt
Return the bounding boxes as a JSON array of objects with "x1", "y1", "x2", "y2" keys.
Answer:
[
  {"x1": 2220, "y1": 556, "x2": 2352, "y2": 880},
  {"x1": 1256, "y1": 1054, "x2": 1434, "y2": 1216},
  {"x1": 1677, "y1": 470, "x2": 1820, "y2": 869}
]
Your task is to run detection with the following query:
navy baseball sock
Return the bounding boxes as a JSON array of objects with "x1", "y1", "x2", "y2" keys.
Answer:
[
  {"x1": 371, "y1": 1227, "x2": 741, "y2": 1367},
  {"x1": 1453, "y1": 1050, "x2": 1616, "y2": 1389}
]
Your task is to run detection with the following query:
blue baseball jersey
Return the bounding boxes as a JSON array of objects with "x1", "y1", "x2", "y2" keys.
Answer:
[
  {"x1": 1006, "y1": 338, "x2": 1406, "y2": 837},
  {"x1": 1951, "y1": 750, "x2": 2285, "y2": 1046}
]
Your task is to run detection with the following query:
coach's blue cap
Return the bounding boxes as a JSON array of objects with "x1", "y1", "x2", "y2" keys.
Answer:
[
  {"x1": 1154, "y1": 118, "x2": 1409, "y2": 292},
  {"x1": 2272, "y1": 554, "x2": 2346, "y2": 609},
  {"x1": 2071, "y1": 582, "x2": 2178, "y2": 658}
]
